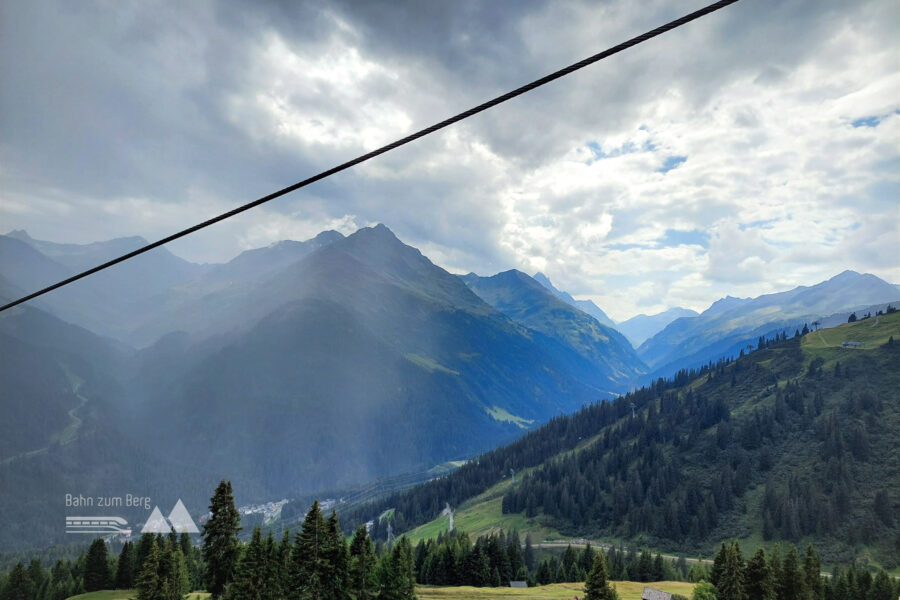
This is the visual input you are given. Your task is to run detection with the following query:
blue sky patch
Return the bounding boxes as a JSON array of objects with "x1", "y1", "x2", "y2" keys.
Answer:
[
  {"x1": 657, "y1": 155, "x2": 687, "y2": 173},
  {"x1": 585, "y1": 139, "x2": 656, "y2": 165},
  {"x1": 852, "y1": 115, "x2": 881, "y2": 128},
  {"x1": 659, "y1": 229, "x2": 709, "y2": 249}
]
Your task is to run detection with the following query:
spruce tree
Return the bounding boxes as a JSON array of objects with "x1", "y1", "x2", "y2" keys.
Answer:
[
  {"x1": 710, "y1": 542, "x2": 728, "y2": 588},
  {"x1": 717, "y1": 542, "x2": 745, "y2": 600},
  {"x1": 779, "y1": 545, "x2": 805, "y2": 600},
  {"x1": 2, "y1": 563, "x2": 33, "y2": 600},
  {"x1": 26, "y1": 560, "x2": 45, "y2": 600},
  {"x1": 135, "y1": 533, "x2": 158, "y2": 581},
  {"x1": 323, "y1": 511, "x2": 350, "y2": 599},
  {"x1": 349, "y1": 525, "x2": 377, "y2": 599},
  {"x1": 390, "y1": 537, "x2": 416, "y2": 600},
  {"x1": 745, "y1": 548, "x2": 775, "y2": 600},
  {"x1": 202, "y1": 480, "x2": 242, "y2": 600},
  {"x1": 84, "y1": 538, "x2": 111, "y2": 591},
  {"x1": 291, "y1": 500, "x2": 328, "y2": 600},
  {"x1": 802, "y1": 545, "x2": 822, "y2": 600},
  {"x1": 524, "y1": 534, "x2": 535, "y2": 572},
  {"x1": 227, "y1": 527, "x2": 266, "y2": 600},
  {"x1": 276, "y1": 529, "x2": 292, "y2": 598},
  {"x1": 584, "y1": 552, "x2": 618, "y2": 600},
  {"x1": 115, "y1": 541, "x2": 135, "y2": 589},
  {"x1": 869, "y1": 571, "x2": 895, "y2": 600},
  {"x1": 136, "y1": 540, "x2": 162, "y2": 600}
]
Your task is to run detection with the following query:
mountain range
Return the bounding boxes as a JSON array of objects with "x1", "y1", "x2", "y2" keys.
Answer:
[
  {"x1": 0, "y1": 225, "x2": 637, "y2": 550},
  {"x1": 636, "y1": 270, "x2": 900, "y2": 377},
  {"x1": 341, "y1": 311, "x2": 900, "y2": 564},
  {"x1": 615, "y1": 307, "x2": 699, "y2": 347},
  {"x1": 1, "y1": 225, "x2": 897, "y2": 552}
]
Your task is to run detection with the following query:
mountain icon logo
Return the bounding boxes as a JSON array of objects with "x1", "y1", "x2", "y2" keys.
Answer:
[{"x1": 141, "y1": 499, "x2": 199, "y2": 534}]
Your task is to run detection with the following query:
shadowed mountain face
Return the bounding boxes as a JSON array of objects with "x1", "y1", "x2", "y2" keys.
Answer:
[
  {"x1": 460, "y1": 270, "x2": 645, "y2": 395},
  {"x1": 637, "y1": 270, "x2": 900, "y2": 377},
  {"x1": 126, "y1": 226, "x2": 613, "y2": 497},
  {"x1": 1, "y1": 225, "x2": 631, "y2": 550}
]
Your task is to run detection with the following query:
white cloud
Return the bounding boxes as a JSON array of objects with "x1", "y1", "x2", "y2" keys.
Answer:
[{"x1": 1, "y1": 0, "x2": 897, "y2": 321}]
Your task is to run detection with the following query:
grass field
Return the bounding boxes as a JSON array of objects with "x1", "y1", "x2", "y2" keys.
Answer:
[
  {"x1": 67, "y1": 583, "x2": 693, "y2": 600},
  {"x1": 801, "y1": 310, "x2": 900, "y2": 363},
  {"x1": 67, "y1": 592, "x2": 209, "y2": 600},
  {"x1": 416, "y1": 580, "x2": 695, "y2": 599}
]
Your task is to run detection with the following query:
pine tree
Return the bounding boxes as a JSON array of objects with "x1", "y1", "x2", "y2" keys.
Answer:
[
  {"x1": 2, "y1": 563, "x2": 33, "y2": 600},
  {"x1": 584, "y1": 552, "x2": 618, "y2": 600},
  {"x1": 84, "y1": 538, "x2": 111, "y2": 591},
  {"x1": 710, "y1": 543, "x2": 728, "y2": 588},
  {"x1": 323, "y1": 511, "x2": 350, "y2": 599},
  {"x1": 524, "y1": 534, "x2": 535, "y2": 571},
  {"x1": 745, "y1": 548, "x2": 775, "y2": 600},
  {"x1": 717, "y1": 542, "x2": 745, "y2": 600},
  {"x1": 291, "y1": 500, "x2": 329, "y2": 600},
  {"x1": 349, "y1": 525, "x2": 377, "y2": 599},
  {"x1": 202, "y1": 480, "x2": 242, "y2": 600},
  {"x1": 115, "y1": 541, "x2": 135, "y2": 589},
  {"x1": 276, "y1": 529, "x2": 292, "y2": 598},
  {"x1": 802, "y1": 545, "x2": 821, "y2": 600},
  {"x1": 135, "y1": 533, "x2": 158, "y2": 582},
  {"x1": 136, "y1": 540, "x2": 162, "y2": 600},
  {"x1": 580, "y1": 542, "x2": 597, "y2": 576},
  {"x1": 227, "y1": 527, "x2": 266, "y2": 600},
  {"x1": 779, "y1": 545, "x2": 805, "y2": 600},
  {"x1": 26, "y1": 560, "x2": 45, "y2": 600},
  {"x1": 868, "y1": 570, "x2": 895, "y2": 600}
]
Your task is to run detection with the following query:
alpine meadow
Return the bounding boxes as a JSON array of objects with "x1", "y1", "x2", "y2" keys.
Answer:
[{"x1": 1, "y1": 1, "x2": 898, "y2": 600}]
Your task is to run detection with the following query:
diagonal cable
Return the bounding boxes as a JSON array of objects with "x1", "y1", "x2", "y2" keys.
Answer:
[{"x1": 0, "y1": 0, "x2": 740, "y2": 314}]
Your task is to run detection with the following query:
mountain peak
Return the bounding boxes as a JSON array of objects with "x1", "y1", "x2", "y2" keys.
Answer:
[
  {"x1": 313, "y1": 230, "x2": 345, "y2": 244},
  {"x1": 5, "y1": 229, "x2": 33, "y2": 241},
  {"x1": 533, "y1": 272, "x2": 553, "y2": 287},
  {"x1": 350, "y1": 223, "x2": 402, "y2": 244}
]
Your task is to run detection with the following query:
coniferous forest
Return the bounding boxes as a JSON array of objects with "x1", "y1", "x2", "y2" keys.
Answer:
[
  {"x1": 2, "y1": 480, "x2": 899, "y2": 599},
  {"x1": 344, "y1": 332, "x2": 900, "y2": 564}
]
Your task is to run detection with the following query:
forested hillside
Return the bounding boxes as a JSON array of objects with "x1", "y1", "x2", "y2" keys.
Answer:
[{"x1": 346, "y1": 312, "x2": 900, "y2": 565}]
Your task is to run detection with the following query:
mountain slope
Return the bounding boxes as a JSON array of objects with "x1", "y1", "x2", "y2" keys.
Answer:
[
  {"x1": 616, "y1": 307, "x2": 699, "y2": 347},
  {"x1": 0, "y1": 291, "x2": 223, "y2": 551},
  {"x1": 2, "y1": 231, "x2": 209, "y2": 341},
  {"x1": 125, "y1": 226, "x2": 611, "y2": 499},
  {"x1": 532, "y1": 272, "x2": 617, "y2": 329},
  {"x1": 460, "y1": 270, "x2": 645, "y2": 394},
  {"x1": 344, "y1": 312, "x2": 900, "y2": 564},
  {"x1": 638, "y1": 270, "x2": 900, "y2": 377}
]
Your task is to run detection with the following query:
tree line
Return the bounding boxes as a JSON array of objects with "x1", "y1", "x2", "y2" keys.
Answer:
[
  {"x1": 2, "y1": 481, "x2": 899, "y2": 599},
  {"x1": 696, "y1": 541, "x2": 899, "y2": 600}
]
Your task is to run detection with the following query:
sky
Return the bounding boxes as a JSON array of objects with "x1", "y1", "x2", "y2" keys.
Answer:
[{"x1": 1, "y1": 0, "x2": 898, "y2": 321}]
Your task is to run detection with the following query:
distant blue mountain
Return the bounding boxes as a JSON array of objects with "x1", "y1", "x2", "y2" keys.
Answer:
[
  {"x1": 638, "y1": 270, "x2": 900, "y2": 378},
  {"x1": 461, "y1": 270, "x2": 645, "y2": 395},
  {"x1": 532, "y1": 272, "x2": 617, "y2": 329},
  {"x1": 616, "y1": 307, "x2": 699, "y2": 347}
]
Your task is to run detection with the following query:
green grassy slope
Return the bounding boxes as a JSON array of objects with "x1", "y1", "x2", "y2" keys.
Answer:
[{"x1": 391, "y1": 313, "x2": 900, "y2": 565}]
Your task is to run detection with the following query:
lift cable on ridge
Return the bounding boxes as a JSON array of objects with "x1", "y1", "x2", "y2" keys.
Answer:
[{"x1": 0, "y1": 0, "x2": 740, "y2": 314}]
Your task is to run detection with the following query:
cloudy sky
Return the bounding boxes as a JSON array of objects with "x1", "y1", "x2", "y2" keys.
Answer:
[{"x1": 1, "y1": 0, "x2": 897, "y2": 321}]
